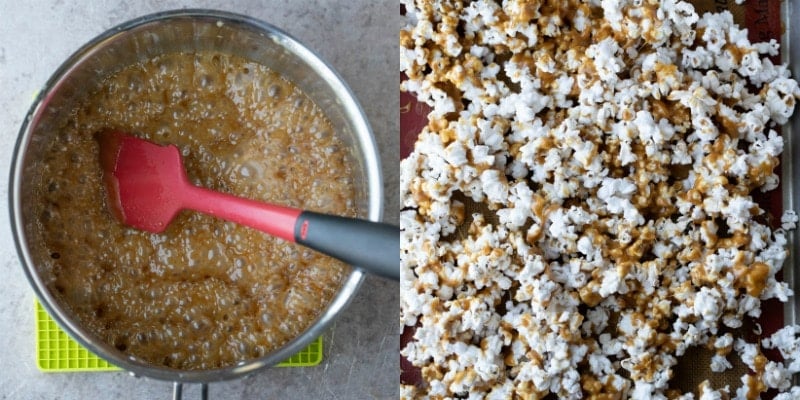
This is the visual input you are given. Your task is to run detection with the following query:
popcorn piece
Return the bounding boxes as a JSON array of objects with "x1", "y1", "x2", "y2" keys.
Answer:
[{"x1": 781, "y1": 210, "x2": 799, "y2": 230}]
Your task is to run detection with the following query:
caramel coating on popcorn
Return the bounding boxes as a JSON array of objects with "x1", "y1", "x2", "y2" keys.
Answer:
[{"x1": 401, "y1": 0, "x2": 800, "y2": 398}]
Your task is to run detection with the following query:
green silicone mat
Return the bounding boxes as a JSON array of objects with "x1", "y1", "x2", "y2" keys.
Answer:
[{"x1": 35, "y1": 301, "x2": 322, "y2": 371}]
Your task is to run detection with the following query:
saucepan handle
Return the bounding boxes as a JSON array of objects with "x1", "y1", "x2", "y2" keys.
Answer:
[{"x1": 173, "y1": 382, "x2": 208, "y2": 400}]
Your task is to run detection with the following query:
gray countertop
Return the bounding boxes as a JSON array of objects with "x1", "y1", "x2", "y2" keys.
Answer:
[{"x1": 0, "y1": 1, "x2": 398, "y2": 399}]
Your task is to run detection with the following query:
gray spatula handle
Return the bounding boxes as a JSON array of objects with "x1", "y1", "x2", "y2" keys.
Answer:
[{"x1": 294, "y1": 211, "x2": 399, "y2": 280}]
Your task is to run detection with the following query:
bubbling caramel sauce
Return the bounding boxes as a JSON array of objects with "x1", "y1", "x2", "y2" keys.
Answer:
[{"x1": 34, "y1": 52, "x2": 357, "y2": 370}]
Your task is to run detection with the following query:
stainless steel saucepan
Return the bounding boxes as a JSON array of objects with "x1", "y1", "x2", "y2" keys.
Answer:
[{"x1": 9, "y1": 9, "x2": 383, "y2": 398}]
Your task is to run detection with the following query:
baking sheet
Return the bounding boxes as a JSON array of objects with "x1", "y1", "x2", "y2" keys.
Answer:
[
  {"x1": 400, "y1": 0, "x2": 800, "y2": 393},
  {"x1": 784, "y1": 0, "x2": 800, "y2": 356}
]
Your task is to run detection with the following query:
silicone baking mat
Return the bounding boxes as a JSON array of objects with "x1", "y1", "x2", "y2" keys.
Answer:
[{"x1": 35, "y1": 301, "x2": 322, "y2": 371}]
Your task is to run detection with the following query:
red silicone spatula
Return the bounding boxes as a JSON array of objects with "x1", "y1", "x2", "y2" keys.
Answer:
[{"x1": 97, "y1": 130, "x2": 398, "y2": 280}]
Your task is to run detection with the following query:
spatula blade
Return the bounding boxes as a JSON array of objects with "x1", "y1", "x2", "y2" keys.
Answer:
[{"x1": 97, "y1": 130, "x2": 188, "y2": 233}]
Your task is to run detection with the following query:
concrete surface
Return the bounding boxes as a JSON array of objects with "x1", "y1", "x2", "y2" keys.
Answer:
[{"x1": 0, "y1": 1, "x2": 398, "y2": 399}]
